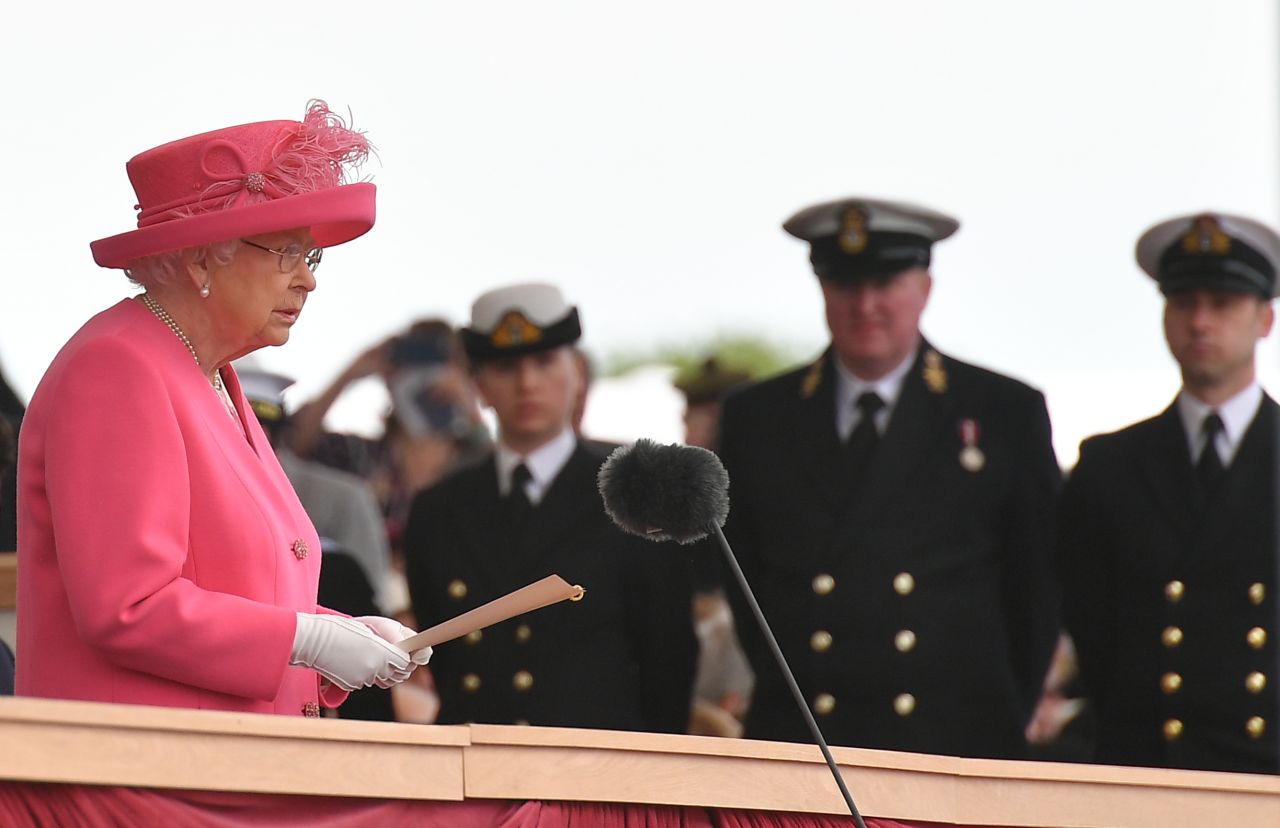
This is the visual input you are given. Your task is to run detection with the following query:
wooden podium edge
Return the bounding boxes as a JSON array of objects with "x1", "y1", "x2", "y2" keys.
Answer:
[
  {"x1": 0, "y1": 697, "x2": 1276, "y2": 827},
  {"x1": 463, "y1": 724, "x2": 1280, "y2": 825},
  {"x1": 0, "y1": 697, "x2": 467, "y2": 801}
]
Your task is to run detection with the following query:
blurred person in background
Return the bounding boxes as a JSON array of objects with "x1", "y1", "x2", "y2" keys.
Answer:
[
  {"x1": 0, "y1": 363, "x2": 23, "y2": 553},
  {"x1": 403, "y1": 283, "x2": 698, "y2": 732},
  {"x1": 676, "y1": 356, "x2": 751, "y2": 453},
  {"x1": 1058, "y1": 211, "x2": 1280, "y2": 774},
  {"x1": 239, "y1": 367, "x2": 395, "y2": 615},
  {"x1": 676, "y1": 357, "x2": 755, "y2": 737},
  {"x1": 286, "y1": 320, "x2": 489, "y2": 564},
  {"x1": 16, "y1": 100, "x2": 430, "y2": 715},
  {"x1": 239, "y1": 366, "x2": 401, "y2": 722},
  {"x1": 718, "y1": 197, "x2": 1060, "y2": 758}
]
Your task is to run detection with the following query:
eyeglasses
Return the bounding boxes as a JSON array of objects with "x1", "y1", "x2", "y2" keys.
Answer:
[{"x1": 240, "y1": 239, "x2": 323, "y2": 274}]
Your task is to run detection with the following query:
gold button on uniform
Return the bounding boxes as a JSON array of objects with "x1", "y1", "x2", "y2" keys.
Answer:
[
  {"x1": 515, "y1": 624, "x2": 532, "y2": 643},
  {"x1": 1246, "y1": 717, "x2": 1266, "y2": 739},
  {"x1": 1161, "y1": 626, "x2": 1184, "y2": 648},
  {"x1": 1247, "y1": 627, "x2": 1267, "y2": 650},
  {"x1": 813, "y1": 694, "x2": 836, "y2": 715},
  {"x1": 1160, "y1": 672, "x2": 1182, "y2": 694},
  {"x1": 461, "y1": 673, "x2": 481, "y2": 693},
  {"x1": 291, "y1": 539, "x2": 309, "y2": 560},
  {"x1": 1249, "y1": 582, "x2": 1266, "y2": 605},
  {"x1": 810, "y1": 630, "x2": 833, "y2": 652},
  {"x1": 893, "y1": 572, "x2": 915, "y2": 596},
  {"x1": 513, "y1": 670, "x2": 534, "y2": 692},
  {"x1": 1164, "y1": 580, "x2": 1185, "y2": 602},
  {"x1": 448, "y1": 580, "x2": 468, "y2": 600},
  {"x1": 1245, "y1": 672, "x2": 1267, "y2": 694},
  {"x1": 465, "y1": 630, "x2": 483, "y2": 645},
  {"x1": 893, "y1": 693, "x2": 916, "y2": 717},
  {"x1": 812, "y1": 574, "x2": 836, "y2": 595},
  {"x1": 894, "y1": 630, "x2": 917, "y2": 652},
  {"x1": 1163, "y1": 719, "x2": 1183, "y2": 741}
]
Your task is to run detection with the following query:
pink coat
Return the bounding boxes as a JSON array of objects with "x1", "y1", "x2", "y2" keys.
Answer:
[{"x1": 16, "y1": 299, "x2": 346, "y2": 715}]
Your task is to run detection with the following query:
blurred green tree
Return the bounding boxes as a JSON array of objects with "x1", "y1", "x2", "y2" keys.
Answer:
[{"x1": 600, "y1": 334, "x2": 812, "y2": 383}]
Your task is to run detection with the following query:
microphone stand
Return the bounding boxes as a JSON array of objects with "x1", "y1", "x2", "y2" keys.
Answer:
[{"x1": 712, "y1": 524, "x2": 868, "y2": 828}]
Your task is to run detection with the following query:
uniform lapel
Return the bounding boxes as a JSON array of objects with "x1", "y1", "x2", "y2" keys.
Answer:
[
  {"x1": 843, "y1": 346, "x2": 957, "y2": 526},
  {"x1": 512, "y1": 443, "x2": 597, "y2": 582},
  {"x1": 456, "y1": 458, "x2": 519, "y2": 591},
  {"x1": 1139, "y1": 402, "x2": 1198, "y2": 540},
  {"x1": 1188, "y1": 396, "x2": 1278, "y2": 570},
  {"x1": 793, "y1": 351, "x2": 852, "y2": 515}
]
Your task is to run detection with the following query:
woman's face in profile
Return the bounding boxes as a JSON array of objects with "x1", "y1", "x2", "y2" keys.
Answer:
[{"x1": 201, "y1": 227, "x2": 318, "y2": 354}]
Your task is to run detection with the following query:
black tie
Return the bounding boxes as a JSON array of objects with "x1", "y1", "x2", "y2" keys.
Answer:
[
  {"x1": 1196, "y1": 412, "x2": 1225, "y2": 493},
  {"x1": 844, "y1": 392, "x2": 885, "y2": 491},
  {"x1": 507, "y1": 462, "x2": 534, "y2": 533}
]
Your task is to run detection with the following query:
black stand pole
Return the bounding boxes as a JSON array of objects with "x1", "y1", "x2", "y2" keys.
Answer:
[{"x1": 712, "y1": 524, "x2": 868, "y2": 828}]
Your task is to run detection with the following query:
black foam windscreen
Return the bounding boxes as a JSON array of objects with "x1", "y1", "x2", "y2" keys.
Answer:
[{"x1": 597, "y1": 439, "x2": 730, "y2": 544}]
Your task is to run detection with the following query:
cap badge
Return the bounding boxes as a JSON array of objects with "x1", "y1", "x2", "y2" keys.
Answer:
[
  {"x1": 923, "y1": 350, "x2": 947, "y2": 394},
  {"x1": 491, "y1": 311, "x2": 544, "y2": 349},
  {"x1": 1181, "y1": 215, "x2": 1232, "y2": 256},
  {"x1": 800, "y1": 357, "x2": 824, "y2": 399},
  {"x1": 837, "y1": 207, "x2": 870, "y2": 254},
  {"x1": 958, "y1": 418, "x2": 985, "y2": 472}
]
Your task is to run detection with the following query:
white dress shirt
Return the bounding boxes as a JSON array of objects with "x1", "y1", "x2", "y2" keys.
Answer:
[
  {"x1": 834, "y1": 348, "x2": 918, "y2": 441},
  {"x1": 495, "y1": 426, "x2": 577, "y2": 505},
  {"x1": 1176, "y1": 382, "x2": 1263, "y2": 467}
]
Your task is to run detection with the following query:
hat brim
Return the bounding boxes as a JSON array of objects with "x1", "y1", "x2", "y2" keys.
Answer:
[
  {"x1": 1157, "y1": 269, "x2": 1272, "y2": 298},
  {"x1": 90, "y1": 182, "x2": 376, "y2": 268},
  {"x1": 461, "y1": 309, "x2": 582, "y2": 363}
]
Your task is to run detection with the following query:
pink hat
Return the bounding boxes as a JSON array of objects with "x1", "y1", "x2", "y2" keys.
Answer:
[{"x1": 91, "y1": 100, "x2": 376, "y2": 269}]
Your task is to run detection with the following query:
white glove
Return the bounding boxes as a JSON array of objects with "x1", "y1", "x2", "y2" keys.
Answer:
[
  {"x1": 290, "y1": 613, "x2": 414, "y2": 692},
  {"x1": 355, "y1": 616, "x2": 434, "y2": 666}
]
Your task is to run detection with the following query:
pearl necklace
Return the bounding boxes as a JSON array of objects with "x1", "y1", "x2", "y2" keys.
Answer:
[{"x1": 139, "y1": 293, "x2": 223, "y2": 392}]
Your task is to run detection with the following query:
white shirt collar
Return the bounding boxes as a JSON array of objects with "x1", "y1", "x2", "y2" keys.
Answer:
[
  {"x1": 496, "y1": 426, "x2": 577, "y2": 504},
  {"x1": 1176, "y1": 382, "x2": 1263, "y2": 466},
  {"x1": 833, "y1": 346, "x2": 918, "y2": 441}
]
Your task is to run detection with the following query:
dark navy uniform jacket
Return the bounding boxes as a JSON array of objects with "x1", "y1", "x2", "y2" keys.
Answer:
[
  {"x1": 720, "y1": 344, "x2": 1061, "y2": 758},
  {"x1": 403, "y1": 440, "x2": 698, "y2": 733},
  {"x1": 1058, "y1": 398, "x2": 1279, "y2": 774}
]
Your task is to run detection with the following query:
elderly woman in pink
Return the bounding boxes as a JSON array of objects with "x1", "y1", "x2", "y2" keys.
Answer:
[{"x1": 16, "y1": 101, "x2": 431, "y2": 717}]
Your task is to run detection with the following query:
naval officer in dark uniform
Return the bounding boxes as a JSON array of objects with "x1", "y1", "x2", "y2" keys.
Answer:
[
  {"x1": 720, "y1": 197, "x2": 1061, "y2": 758},
  {"x1": 1058, "y1": 211, "x2": 1280, "y2": 774},
  {"x1": 402, "y1": 283, "x2": 698, "y2": 733}
]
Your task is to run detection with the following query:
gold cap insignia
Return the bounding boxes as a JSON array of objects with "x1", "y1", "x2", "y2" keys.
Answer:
[
  {"x1": 923, "y1": 350, "x2": 947, "y2": 394},
  {"x1": 800, "y1": 357, "x2": 824, "y2": 399},
  {"x1": 837, "y1": 207, "x2": 869, "y2": 254},
  {"x1": 491, "y1": 311, "x2": 543, "y2": 349},
  {"x1": 1181, "y1": 215, "x2": 1232, "y2": 256}
]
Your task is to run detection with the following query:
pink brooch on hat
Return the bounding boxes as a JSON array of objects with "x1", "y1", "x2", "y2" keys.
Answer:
[{"x1": 90, "y1": 99, "x2": 377, "y2": 269}]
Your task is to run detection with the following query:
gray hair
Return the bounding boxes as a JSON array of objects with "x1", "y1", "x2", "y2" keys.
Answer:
[{"x1": 124, "y1": 239, "x2": 241, "y2": 290}]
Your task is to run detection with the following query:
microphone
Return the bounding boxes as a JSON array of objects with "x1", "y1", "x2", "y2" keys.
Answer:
[{"x1": 599, "y1": 439, "x2": 868, "y2": 828}]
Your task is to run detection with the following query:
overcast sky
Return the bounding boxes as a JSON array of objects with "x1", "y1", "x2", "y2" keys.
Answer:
[{"x1": 2, "y1": 1, "x2": 1277, "y2": 464}]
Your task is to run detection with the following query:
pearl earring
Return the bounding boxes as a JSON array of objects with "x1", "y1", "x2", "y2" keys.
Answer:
[{"x1": 200, "y1": 283, "x2": 210, "y2": 298}]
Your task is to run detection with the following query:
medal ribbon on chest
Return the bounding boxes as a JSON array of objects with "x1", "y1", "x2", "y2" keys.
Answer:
[{"x1": 959, "y1": 418, "x2": 985, "y2": 472}]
